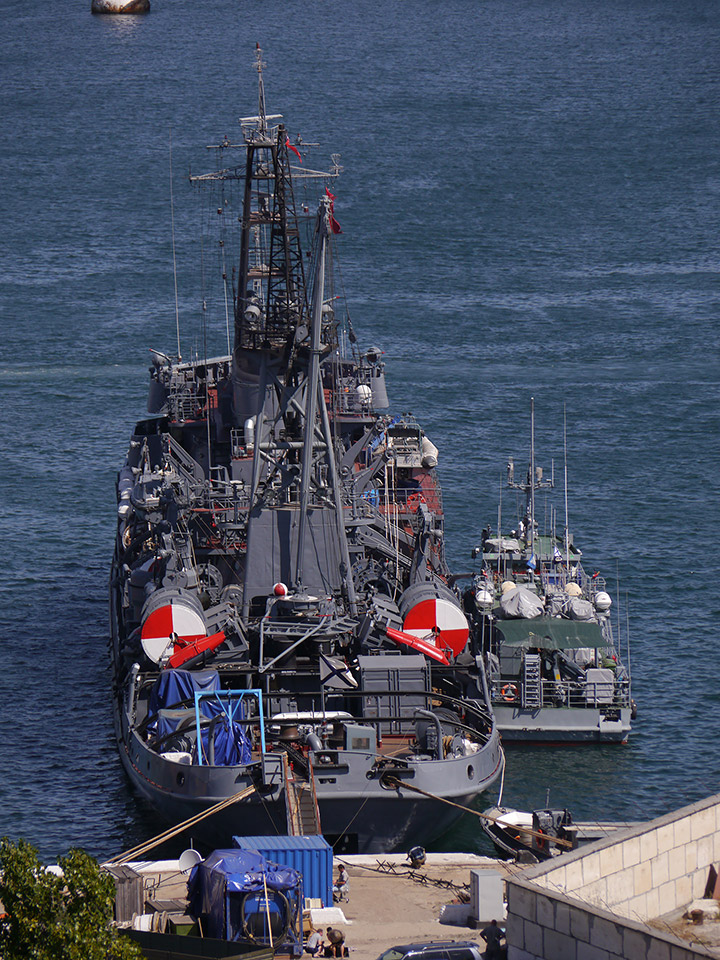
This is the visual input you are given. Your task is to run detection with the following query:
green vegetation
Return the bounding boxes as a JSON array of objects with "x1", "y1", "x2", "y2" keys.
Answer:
[{"x1": 0, "y1": 837, "x2": 141, "y2": 960}]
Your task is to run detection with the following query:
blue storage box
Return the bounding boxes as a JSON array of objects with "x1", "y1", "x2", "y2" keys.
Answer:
[{"x1": 232, "y1": 835, "x2": 333, "y2": 907}]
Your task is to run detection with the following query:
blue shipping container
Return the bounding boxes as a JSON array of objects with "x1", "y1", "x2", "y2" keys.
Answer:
[{"x1": 232, "y1": 835, "x2": 333, "y2": 908}]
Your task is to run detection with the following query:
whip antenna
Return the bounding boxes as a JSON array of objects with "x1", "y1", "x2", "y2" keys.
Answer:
[
  {"x1": 169, "y1": 127, "x2": 182, "y2": 359},
  {"x1": 563, "y1": 403, "x2": 570, "y2": 574}
]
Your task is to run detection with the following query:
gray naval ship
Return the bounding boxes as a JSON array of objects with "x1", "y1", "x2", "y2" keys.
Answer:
[
  {"x1": 464, "y1": 402, "x2": 634, "y2": 743},
  {"x1": 110, "y1": 48, "x2": 503, "y2": 854}
]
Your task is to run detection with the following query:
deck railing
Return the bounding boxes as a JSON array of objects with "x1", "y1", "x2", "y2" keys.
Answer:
[{"x1": 492, "y1": 677, "x2": 631, "y2": 710}]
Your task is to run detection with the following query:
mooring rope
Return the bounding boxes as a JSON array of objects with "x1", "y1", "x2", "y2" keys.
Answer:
[
  {"x1": 103, "y1": 784, "x2": 257, "y2": 867},
  {"x1": 382, "y1": 777, "x2": 573, "y2": 850}
]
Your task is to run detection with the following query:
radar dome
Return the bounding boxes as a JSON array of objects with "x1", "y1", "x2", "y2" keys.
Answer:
[
  {"x1": 356, "y1": 384, "x2": 372, "y2": 405},
  {"x1": 594, "y1": 591, "x2": 612, "y2": 612},
  {"x1": 474, "y1": 588, "x2": 494, "y2": 609}
]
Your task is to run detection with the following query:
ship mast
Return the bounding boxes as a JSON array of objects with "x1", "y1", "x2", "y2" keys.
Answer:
[
  {"x1": 255, "y1": 42, "x2": 268, "y2": 137},
  {"x1": 226, "y1": 54, "x2": 355, "y2": 617},
  {"x1": 295, "y1": 199, "x2": 357, "y2": 611},
  {"x1": 507, "y1": 397, "x2": 554, "y2": 581}
]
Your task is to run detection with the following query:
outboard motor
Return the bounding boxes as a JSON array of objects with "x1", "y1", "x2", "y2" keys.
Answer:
[{"x1": 531, "y1": 809, "x2": 574, "y2": 856}]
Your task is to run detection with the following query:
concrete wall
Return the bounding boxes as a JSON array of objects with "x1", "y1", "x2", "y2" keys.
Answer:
[
  {"x1": 504, "y1": 792, "x2": 720, "y2": 960},
  {"x1": 505, "y1": 876, "x2": 709, "y2": 960}
]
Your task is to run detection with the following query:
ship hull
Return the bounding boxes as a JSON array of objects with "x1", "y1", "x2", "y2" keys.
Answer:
[
  {"x1": 113, "y1": 694, "x2": 503, "y2": 853},
  {"x1": 493, "y1": 704, "x2": 632, "y2": 743}
]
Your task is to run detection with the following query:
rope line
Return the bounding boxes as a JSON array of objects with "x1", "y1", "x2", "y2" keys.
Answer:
[
  {"x1": 103, "y1": 784, "x2": 256, "y2": 867},
  {"x1": 382, "y1": 777, "x2": 573, "y2": 850}
]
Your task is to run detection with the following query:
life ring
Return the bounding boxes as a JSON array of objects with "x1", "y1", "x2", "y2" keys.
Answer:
[
  {"x1": 535, "y1": 829, "x2": 547, "y2": 852},
  {"x1": 501, "y1": 683, "x2": 519, "y2": 701}
]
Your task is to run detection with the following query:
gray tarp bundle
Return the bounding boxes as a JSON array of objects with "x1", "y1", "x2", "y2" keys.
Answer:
[
  {"x1": 499, "y1": 586, "x2": 544, "y2": 619},
  {"x1": 567, "y1": 597, "x2": 595, "y2": 621}
]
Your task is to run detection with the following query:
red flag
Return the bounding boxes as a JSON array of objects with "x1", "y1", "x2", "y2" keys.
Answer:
[
  {"x1": 286, "y1": 137, "x2": 302, "y2": 163},
  {"x1": 325, "y1": 186, "x2": 342, "y2": 233}
]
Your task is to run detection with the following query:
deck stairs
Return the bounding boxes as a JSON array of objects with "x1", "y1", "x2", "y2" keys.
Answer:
[
  {"x1": 523, "y1": 653, "x2": 542, "y2": 708},
  {"x1": 283, "y1": 753, "x2": 322, "y2": 836}
]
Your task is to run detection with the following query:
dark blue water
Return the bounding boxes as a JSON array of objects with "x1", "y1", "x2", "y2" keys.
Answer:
[{"x1": 2, "y1": 0, "x2": 719, "y2": 862}]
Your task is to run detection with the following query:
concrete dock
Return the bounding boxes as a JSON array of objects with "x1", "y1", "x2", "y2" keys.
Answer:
[{"x1": 322, "y1": 854, "x2": 514, "y2": 960}]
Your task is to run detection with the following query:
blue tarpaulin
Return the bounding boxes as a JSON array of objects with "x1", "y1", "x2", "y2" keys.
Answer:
[
  {"x1": 188, "y1": 849, "x2": 301, "y2": 946},
  {"x1": 148, "y1": 669, "x2": 220, "y2": 720},
  {"x1": 198, "y1": 715, "x2": 251, "y2": 766},
  {"x1": 148, "y1": 670, "x2": 251, "y2": 766}
]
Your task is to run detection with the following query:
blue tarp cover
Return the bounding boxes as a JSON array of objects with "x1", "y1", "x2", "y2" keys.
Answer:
[
  {"x1": 148, "y1": 670, "x2": 251, "y2": 765},
  {"x1": 198, "y1": 715, "x2": 251, "y2": 766},
  {"x1": 148, "y1": 669, "x2": 220, "y2": 720},
  {"x1": 188, "y1": 849, "x2": 301, "y2": 940}
]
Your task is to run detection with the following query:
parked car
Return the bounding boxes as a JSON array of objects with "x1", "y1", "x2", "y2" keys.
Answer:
[{"x1": 375, "y1": 941, "x2": 486, "y2": 960}]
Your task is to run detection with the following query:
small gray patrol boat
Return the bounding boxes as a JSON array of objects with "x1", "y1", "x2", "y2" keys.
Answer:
[
  {"x1": 110, "y1": 47, "x2": 502, "y2": 853},
  {"x1": 463, "y1": 401, "x2": 634, "y2": 743}
]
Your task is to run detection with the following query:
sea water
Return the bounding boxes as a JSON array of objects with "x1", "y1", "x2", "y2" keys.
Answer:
[{"x1": 1, "y1": 0, "x2": 719, "y2": 861}]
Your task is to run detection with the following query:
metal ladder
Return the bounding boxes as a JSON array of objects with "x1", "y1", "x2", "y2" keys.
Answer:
[
  {"x1": 283, "y1": 754, "x2": 322, "y2": 836},
  {"x1": 523, "y1": 653, "x2": 542, "y2": 708}
]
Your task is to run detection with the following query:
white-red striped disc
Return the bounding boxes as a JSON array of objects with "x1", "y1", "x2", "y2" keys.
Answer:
[
  {"x1": 402, "y1": 598, "x2": 469, "y2": 657},
  {"x1": 141, "y1": 603, "x2": 206, "y2": 663}
]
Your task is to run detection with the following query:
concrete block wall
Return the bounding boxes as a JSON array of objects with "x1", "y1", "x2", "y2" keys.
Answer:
[
  {"x1": 503, "y1": 793, "x2": 720, "y2": 960},
  {"x1": 505, "y1": 876, "x2": 711, "y2": 960},
  {"x1": 525, "y1": 793, "x2": 720, "y2": 922}
]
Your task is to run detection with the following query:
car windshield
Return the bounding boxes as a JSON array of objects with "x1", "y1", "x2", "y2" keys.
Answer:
[{"x1": 378, "y1": 950, "x2": 407, "y2": 960}]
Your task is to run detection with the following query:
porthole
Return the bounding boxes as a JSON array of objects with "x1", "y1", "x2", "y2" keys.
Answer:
[{"x1": 467, "y1": 764, "x2": 474, "y2": 780}]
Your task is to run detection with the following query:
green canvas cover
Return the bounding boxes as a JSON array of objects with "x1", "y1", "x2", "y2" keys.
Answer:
[{"x1": 496, "y1": 618, "x2": 605, "y2": 650}]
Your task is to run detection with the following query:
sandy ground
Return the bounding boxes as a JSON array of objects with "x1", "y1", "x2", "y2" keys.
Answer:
[{"x1": 310, "y1": 855, "x2": 513, "y2": 960}]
